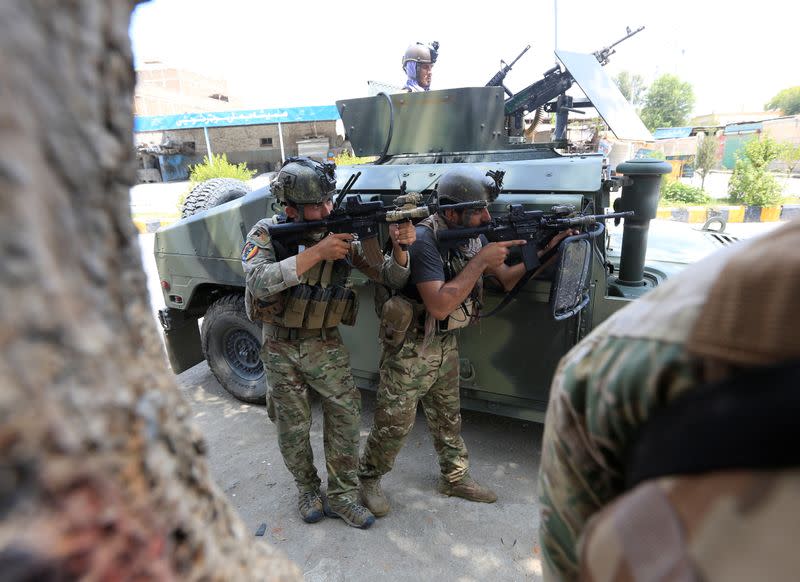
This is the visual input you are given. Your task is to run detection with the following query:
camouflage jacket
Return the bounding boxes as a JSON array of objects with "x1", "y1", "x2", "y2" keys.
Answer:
[
  {"x1": 241, "y1": 217, "x2": 409, "y2": 322},
  {"x1": 538, "y1": 236, "x2": 800, "y2": 581}
]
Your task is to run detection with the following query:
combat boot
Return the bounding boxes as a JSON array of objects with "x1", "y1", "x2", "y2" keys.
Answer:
[
  {"x1": 325, "y1": 498, "x2": 376, "y2": 529},
  {"x1": 437, "y1": 475, "x2": 497, "y2": 503},
  {"x1": 359, "y1": 478, "x2": 390, "y2": 517},
  {"x1": 297, "y1": 489, "x2": 325, "y2": 523}
]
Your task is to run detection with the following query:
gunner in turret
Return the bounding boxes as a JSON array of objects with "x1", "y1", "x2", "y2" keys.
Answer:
[{"x1": 401, "y1": 41, "x2": 438, "y2": 92}]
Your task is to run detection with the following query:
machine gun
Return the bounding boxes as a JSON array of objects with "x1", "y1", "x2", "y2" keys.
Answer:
[
  {"x1": 437, "y1": 204, "x2": 633, "y2": 272},
  {"x1": 485, "y1": 44, "x2": 531, "y2": 98},
  {"x1": 593, "y1": 25, "x2": 644, "y2": 66},
  {"x1": 500, "y1": 27, "x2": 644, "y2": 138}
]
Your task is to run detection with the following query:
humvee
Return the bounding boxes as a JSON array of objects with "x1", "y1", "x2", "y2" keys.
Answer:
[{"x1": 153, "y1": 47, "x2": 728, "y2": 422}]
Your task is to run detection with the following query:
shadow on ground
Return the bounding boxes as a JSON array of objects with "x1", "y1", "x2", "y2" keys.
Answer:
[{"x1": 177, "y1": 362, "x2": 546, "y2": 581}]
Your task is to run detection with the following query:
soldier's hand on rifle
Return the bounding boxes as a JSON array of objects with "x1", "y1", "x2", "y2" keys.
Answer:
[
  {"x1": 389, "y1": 222, "x2": 416, "y2": 248},
  {"x1": 478, "y1": 240, "x2": 527, "y2": 270},
  {"x1": 313, "y1": 233, "x2": 354, "y2": 261}
]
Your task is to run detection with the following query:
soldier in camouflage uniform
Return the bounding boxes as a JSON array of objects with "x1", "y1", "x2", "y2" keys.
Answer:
[
  {"x1": 359, "y1": 167, "x2": 572, "y2": 517},
  {"x1": 242, "y1": 157, "x2": 415, "y2": 529},
  {"x1": 539, "y1": 219, "x2": 800, "y2": 581}
]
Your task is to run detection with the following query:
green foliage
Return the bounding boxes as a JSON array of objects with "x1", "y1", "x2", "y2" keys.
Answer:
[
  {"x1": 333, "y1": 151, "x2": 377, "y2": 166},
  {"x1": 189, "y1": 153, "x2": 256, "y2": 183},
  {"x1": 778, "y1": 141, "x2": 800, "y2": 176},
  {"x1": 765, "y1": 86, "x2": 800, "y2": 115},
  {"x1": 640, "y1": 74, "x2": 695, "y2": 131},
  {"x1": 694, "y1": 133, "x2": 719, "y2": 189},
  {"x1": 728, "y1": 137, "x2": 782, "y2": 206},
  {"x1": 660, "y1": 180, "x2": 710, "y2": 204},
  {"x1": 613, "y1": 71, "x2": 646, "y2": 106}
]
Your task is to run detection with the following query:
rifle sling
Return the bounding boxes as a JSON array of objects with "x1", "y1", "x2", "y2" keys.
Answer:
[{"x1": 479, "y1": 248, "x2": 559, "y2": 319}]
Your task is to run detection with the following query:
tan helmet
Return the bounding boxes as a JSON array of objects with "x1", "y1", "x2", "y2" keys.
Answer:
[
  {"x1": 402, "y1": 41, "x2": 439, "y2": 71},
  {"x1": 436, "y1": 167, "x2": 504, "y2": 205},
  {"x1": 270, "y1": 157, "x2": 337, "y2": 205}
]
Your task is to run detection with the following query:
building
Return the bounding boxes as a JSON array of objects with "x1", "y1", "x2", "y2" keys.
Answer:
[
  {"x1": 650, "y1": 115, "x2": 800, "y2": 177},
  {"x1": 134, "y1": 61, "x2": 238, "y2": 116},
  {"x1": 134, "y1": 108, "x2": 341, "y2": 182},
  {"x1": 133, "y1": 63, "x2": 342, "y2": 182}
]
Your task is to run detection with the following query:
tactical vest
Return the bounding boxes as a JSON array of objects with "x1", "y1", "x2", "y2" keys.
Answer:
[
  {"x1": 247, "y1": 218, "x2": 358, "y2": 329},
  {"x1": 377, "y1": 215, "x2": 483, "y2": 341}
]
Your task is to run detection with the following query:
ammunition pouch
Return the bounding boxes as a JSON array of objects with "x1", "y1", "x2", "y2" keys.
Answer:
[
  {"x1": 271, "y1": 283, "x2": 357, "y2": 329},
  {"x1": 325, "y1": 286, "x2": 355, "y2": 328},
  {"x1": 341, "y1": 288, "x2": 359, "y2": 326},
  {"x1": 281, "y1": 284, "x2": 313, "y2": 327},
  {"x1": 379, "y1": 295, "x2": 414, "y2": 347},
  {"x1": 305, "y1": 287, "x2": 331, "y2": 329}
]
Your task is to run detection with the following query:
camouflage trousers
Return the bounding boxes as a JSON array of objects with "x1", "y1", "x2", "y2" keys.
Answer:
[
  {"x1": 260, "y1": 329, "x2": 360, "y2": 503},
  {"x1": 359, "y1": 331, "x2": 469, "y2": 484}
]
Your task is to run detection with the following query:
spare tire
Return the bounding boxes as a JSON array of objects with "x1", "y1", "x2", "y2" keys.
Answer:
[
  {"x1": 201, "y1": 294, "x2": 266, "y2": 404},
  {"x1": 181, "y1": 178, "x2": 251, "y2": 219}
]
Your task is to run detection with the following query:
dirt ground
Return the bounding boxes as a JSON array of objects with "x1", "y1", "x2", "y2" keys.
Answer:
[{"x1": 176, "y1": 361, "x2": 546, "y2": 581}]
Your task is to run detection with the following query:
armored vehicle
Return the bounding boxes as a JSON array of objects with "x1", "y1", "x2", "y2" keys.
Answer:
[{"x1": 153, "y1": 43, "x2": 727, "y2": 422}]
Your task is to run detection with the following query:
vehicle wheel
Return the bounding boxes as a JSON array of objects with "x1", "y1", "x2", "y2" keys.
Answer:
[
  {"x1": 181, "y1": 178, "x2": 251, "y2": 219},
  {"x1": 201, "y1": 294, "x2": 266, "y2": 404}
]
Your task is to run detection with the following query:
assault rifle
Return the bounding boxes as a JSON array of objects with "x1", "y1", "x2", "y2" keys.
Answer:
[
  {"x1": 437, "y1": 204, "x2": 633, "y2": 271},
  {"x1": 485, "y1": 44, "x2": 531, "y2": 98},
  {"x1": 266, "y1": 180, "x2": 486, "y2": 244}
]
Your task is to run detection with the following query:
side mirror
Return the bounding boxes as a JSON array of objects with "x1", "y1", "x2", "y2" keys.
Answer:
[{"x1": 549, "y1": 235, "x2": 593, "y2": 321}]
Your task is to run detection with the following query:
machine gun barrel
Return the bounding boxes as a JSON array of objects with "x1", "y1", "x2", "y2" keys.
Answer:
[
  {"x1": 486, "y1": 44, "x2": 531, "y2": 97},
  {"x1": 593, "y1": 25, "x2": 644, "y2": 66}
]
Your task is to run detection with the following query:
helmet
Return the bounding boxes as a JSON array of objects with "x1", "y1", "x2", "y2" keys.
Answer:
[
  {"x1": 402, "y1": 41, "x2": 439, "y2": 71},
  {"x1": 436, "y1": 168, "x2": 504, "y2": 205},
  {"x1": 270, "y1": 157, "x2": 336, "y2": 205}
]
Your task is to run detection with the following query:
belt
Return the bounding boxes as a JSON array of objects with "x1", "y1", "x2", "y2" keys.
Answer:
[{"x1": 263, "y1": 325, "x2": 338, "y2": 341}]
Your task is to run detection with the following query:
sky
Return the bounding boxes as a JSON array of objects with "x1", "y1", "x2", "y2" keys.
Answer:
[{"x1": 129, "y1": 0, "x2": 798, "y2": 117}]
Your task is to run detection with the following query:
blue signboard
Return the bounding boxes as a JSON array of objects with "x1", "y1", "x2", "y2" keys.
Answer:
[
  {"x1": 652, "y1": 127, "x2": 693, "y2": 140},
  {"x1": 134, "y1": 105, "x2": 340, "y2": 132}
]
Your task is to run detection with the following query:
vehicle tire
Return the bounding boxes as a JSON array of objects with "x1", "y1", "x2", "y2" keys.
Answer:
[
  {"x1": 201, "y1": 294, "x2": 266, "y2": 404},
  {"x1": 181, "y1": 178, "x2": 251, "y2": 219}
]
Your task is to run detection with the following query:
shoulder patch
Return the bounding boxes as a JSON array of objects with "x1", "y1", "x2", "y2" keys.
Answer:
[{"x1": 242, "y1": 242, "x2": 259, "y2": 262}]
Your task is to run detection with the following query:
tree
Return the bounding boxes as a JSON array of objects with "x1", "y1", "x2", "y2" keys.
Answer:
[
  {"x1": 694, "y1": 133, "x2": 720, "y2": 190},
  {"x1": 728, "y1": 137, "x2": 782, "y2": 206},
  {"x1": 765, "y1": 87, "x2": 800, "y2": 115},
  {"x1": 613, "y1": 71, "x2": 646, "y2": 107},
  {"x1": 0, "y1": 2, "x2": 299, "y2": 580},
  {"x1": 640, "y1": 74, "x2": 696, "y2": 131},
  {"x1": 777, "y1": 141, "x2": 800, "y2": 179}
]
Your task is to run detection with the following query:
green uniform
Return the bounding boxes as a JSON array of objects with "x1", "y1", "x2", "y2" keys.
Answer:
[
  {"x1": 243, "y1": 218, "x2": 409, "y2": 502},
  {"x1": 359, "y1": 215, "x2": 479, "y2": 485},
  {"x1": 539, "y1": 220, "x2": 800, "y2": 581}
]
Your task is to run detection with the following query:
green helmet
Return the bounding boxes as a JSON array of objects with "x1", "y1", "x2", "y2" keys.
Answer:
[
  {"x1": 402, "y1": 41, "x2": 439, "y2": 71},
  {"x1": 270, "y1": 157, "x2": 336, "y2": 205},
  {"x1": 436, "y1": 167, "x2": 504, "y2": 205}
]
